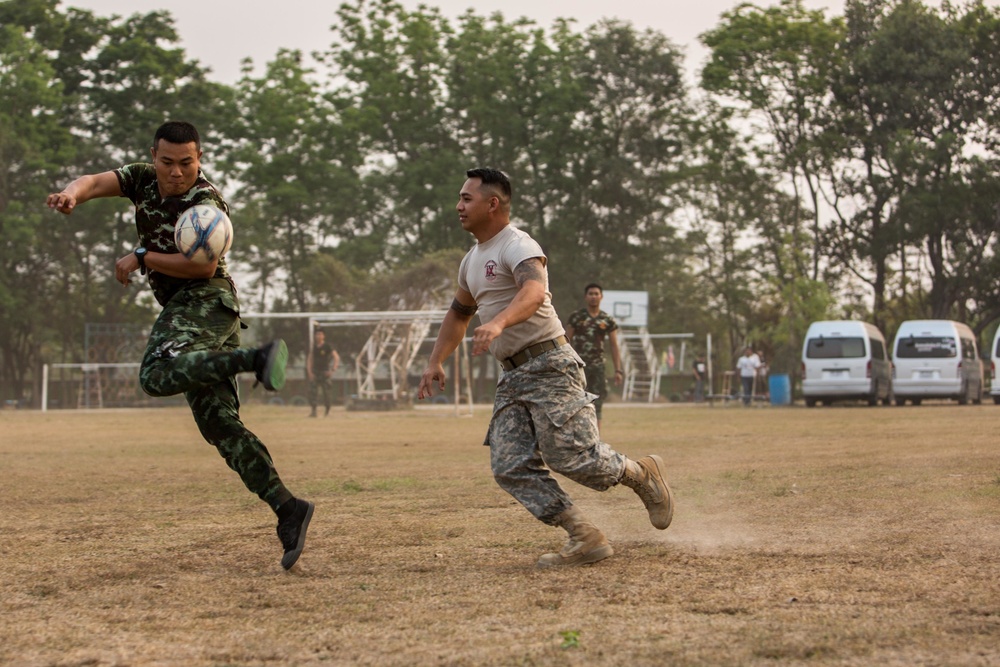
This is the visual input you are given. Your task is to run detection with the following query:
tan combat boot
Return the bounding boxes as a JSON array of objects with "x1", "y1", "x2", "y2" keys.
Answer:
[
  {"x1": 536, "y1": 505, "x2": 614, "y2": 569},
  {"x1": 621, "y1": 455, "x2": 674, "y2": 530}
]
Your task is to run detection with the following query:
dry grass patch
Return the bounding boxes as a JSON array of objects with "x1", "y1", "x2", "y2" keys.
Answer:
[{"x1": 2, "y1": 403, "x2": 999, "y2": 666}]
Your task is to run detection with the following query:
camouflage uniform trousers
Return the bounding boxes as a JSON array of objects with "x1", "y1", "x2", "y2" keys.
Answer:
[
  {"x1": 308, "y1": 376, "x2": 333, "y2": 412},
  {"x1": 582, "y1": 362, "x2": 608, "y2": 420},
  {"x1": 487, "y1": 345, "x2": 626, "y2": 525},
  {"x1": 138, "y1": 280, "x2": 293, "y2": 511}
]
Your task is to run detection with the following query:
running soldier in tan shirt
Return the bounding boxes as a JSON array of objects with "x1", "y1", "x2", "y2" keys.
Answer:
[{"x1": 418, "y1": 168, "x2": 674, "y2": 568}]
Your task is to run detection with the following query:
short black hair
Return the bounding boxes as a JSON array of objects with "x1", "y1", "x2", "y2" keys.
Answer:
[
  {"x1": 466, "y1": 167, "x2": 511, "y2": 204},
  {"x1": 154, "y1": 121, "x2": 201, "y2": 151},
  {"x1": 584, "y1": 283, "x2": 603, "y2": 294}
]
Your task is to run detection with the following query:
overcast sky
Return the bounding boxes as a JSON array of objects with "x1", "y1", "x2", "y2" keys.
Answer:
[{"x1": 64, "y1": 0, "x2": 858, "y2": 83}]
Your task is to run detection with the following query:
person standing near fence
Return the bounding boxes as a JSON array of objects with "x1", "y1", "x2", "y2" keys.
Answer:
[
  {"x1": 45, "y1": 120, "x2": 314, "y2": 570},
  {"x1": 307, "y1": 328, "x2": 340, "y2": 417},
  {"x1": 693, "y1": 353, "x2": 708, "y2": 403},
  {"x1": 565, "y1": 283, "x2": 623, "y2": 432},
  {"x1": 736, "y1": 346, "x2": 762, "y2": 406},
  {"x1": 418, "y1": 167, "x2": 673, "y2": 569}
]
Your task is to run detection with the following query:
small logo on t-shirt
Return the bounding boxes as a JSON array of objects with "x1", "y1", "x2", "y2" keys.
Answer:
[{"x1": 484, "y1": 260, "x2": 497, "y2": 282}]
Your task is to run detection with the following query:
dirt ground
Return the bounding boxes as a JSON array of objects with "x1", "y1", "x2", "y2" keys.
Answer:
[{"x1": 2, "y1": 401, "x2": 999, "y2": 666}]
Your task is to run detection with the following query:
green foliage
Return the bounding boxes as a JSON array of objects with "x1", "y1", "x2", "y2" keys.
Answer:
[
  {"x1": 5, "y1": 0, "x2": 1000, "y2": 406},
  {"x1": 220, "y1": 48, "x2": 361, "y2": 312},
  {"x1": 558, "y1": 629, "x2": 581, "y2": 649},
  {"x1": 830, "y1": 0, "x2": 1000, "y2": 327},
  {"x1": 327, "y1": 0, "x2": 465, "y2": 265},
  {"x1": 0, "y1": 8, "x2": 95, "y2": 399}
]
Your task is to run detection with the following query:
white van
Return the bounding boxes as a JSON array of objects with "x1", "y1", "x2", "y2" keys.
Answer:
[
  {"x1": 801, "y1": 321, "x2": 892, "y2": 407},
  {"x1": 988, "y1": 326, "x2": 1000, "y2": 404},
  {"x1": 892, "y1": 320, "x2": 984, "y2": 405}
]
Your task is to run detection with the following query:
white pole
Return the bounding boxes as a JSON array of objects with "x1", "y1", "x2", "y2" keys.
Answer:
[
  {"x1": 453, "y1": 345, "x2": 461, "y2": 417},
  {"x1": 41, "y1": 364, "x2": 49, "y2": 413},
  {"x1": 706, "y1": 333, "x2": 713, "y2": 406}
]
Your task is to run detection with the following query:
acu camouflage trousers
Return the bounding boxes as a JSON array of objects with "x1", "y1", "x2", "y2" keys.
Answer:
[
  {"x1": 488, "y1": 345, "x2": 626, "y2": 525},
  {"x1": 138, "y1": 280, "x2": 292, "y2": 511}
]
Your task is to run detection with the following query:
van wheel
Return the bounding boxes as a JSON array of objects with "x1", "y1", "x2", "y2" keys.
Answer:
[
  {"x1": 912, "y1": 398, "x2": 922, "y2": 406},
  {"x1": 994, "y1": 395, "x2": 1000, "y2": 405},
  {"x1": 805, "y1": 398, "x2": 816, "y2": 408},
  {"x1": 895, "y1": 398, "x2": 906, "y2": 407}
]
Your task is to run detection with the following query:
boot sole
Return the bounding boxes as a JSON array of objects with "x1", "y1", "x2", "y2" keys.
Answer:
[
  {"x1": 536, "y1": 544, "x2": 615, "y2": 569},
  {"x1": 281, "y1": 500, "x2": 314, "y2": 570},
  {"x1": 647, "y1": 455, "x2": 674, "y2": 530},
  {"x1": 262, "y1": 340, "x2": 289, "y2": 391}
]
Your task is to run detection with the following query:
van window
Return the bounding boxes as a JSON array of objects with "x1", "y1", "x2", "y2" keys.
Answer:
[
  {"x1": 870, "y1": 338, "x2": 886, "y2": 361},
  {"x1": 806, "y1": 337, "x2": 866, "y2": 359},
  {"x1": 895, "y1": 336, "x2": 957, "y2": 358}
]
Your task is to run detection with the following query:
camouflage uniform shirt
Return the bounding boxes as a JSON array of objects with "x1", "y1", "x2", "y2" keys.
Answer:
[
  {"x1": 114, "y1": 163, "x2": 233, "y2": 307},
  {"x1": 567, "y1": 308, "x2": 619, "y2": 366}
]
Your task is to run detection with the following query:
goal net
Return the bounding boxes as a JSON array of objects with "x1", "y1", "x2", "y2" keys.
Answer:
[{"x1": 41, "y1": 363, "x2": 161, "y2": 411}]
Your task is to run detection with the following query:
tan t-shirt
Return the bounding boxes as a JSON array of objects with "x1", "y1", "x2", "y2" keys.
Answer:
[{"x1": 458, "y1": 225, "x2": 565, "y2": 361}]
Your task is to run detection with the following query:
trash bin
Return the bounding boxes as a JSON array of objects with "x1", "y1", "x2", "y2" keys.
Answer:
[{"x1": 769, "y1": 374, "x2": 791, "y2": 406}]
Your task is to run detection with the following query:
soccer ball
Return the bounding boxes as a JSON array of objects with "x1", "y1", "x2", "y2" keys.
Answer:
[{"x1": 174, "y1": 204, "x2": 234, "y2": 263}]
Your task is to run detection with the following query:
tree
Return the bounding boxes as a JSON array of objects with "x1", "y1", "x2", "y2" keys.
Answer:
[
  {"x1": 0, "y1": 7, "x2": 79, "y2": 401},
  {"x1": 540, "y1": 20, "x2": 692, "y2": 325},
  {"x1": 697, "y1": 2, "x2": 845, "y2": 369},
  {"x1": 833, "y1": 0, "x2": 1000, "y2": 327},
  {"x1": 219, "y1": 49, "x2": 365, "y2": 312},
  {"x1": 325, "y1": 0, "x2": 465, "y2": 267},
  {"x1": 701, "y1": 0, "x2": 846, "y2": 284},
  {"x1": 0, "y1": 1, "x2": 233, "y2": 404}
]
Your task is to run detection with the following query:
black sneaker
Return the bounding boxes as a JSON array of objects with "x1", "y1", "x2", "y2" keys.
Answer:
[
  {"x1": 254, "y1": 339, "x2": 288, "y2": 391},
  {"x1": 277, "y1": 499, "x2": 314, "y2": 570}
]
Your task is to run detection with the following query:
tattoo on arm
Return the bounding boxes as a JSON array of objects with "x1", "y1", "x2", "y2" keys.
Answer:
[
  {"x1": 450, "y1": 298, "x2": 478, "y2": 317},
  {"x1": 513, "y1": 258, "x2": 546, "y2": 288}
]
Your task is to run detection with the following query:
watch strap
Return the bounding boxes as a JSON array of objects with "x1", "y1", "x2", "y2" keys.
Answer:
[{"x1": 134, "y1": 248, "x2": 147, "y2": 275}]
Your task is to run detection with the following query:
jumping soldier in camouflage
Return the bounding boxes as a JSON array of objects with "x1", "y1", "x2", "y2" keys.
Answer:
[
  {"x1": 418, "y1": 168, "x2": 674, "y2": 568},
  {"x1": 565, "y1": 283, "x2": 624, "y2": 432},
  {"x1": 46, "y1": 121, "x2": 314, "y2": 570}
]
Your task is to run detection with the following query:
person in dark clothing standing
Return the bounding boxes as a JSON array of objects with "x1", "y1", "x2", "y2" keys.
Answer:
[
  {"x1": 307, "y1": 328, "x2": 340, "y2": 417},
  {"x1": 693, "y1": 353, "x2": 708, "y2": 403}
]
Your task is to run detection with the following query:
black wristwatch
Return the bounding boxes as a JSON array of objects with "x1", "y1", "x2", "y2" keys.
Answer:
[{"x1": 134, "y1": 247, "x2": 148, "y2": 275}]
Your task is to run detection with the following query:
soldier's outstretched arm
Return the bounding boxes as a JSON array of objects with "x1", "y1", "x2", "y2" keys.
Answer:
[{"x1": 47, "y1": 171, "x2": 122, "y2": 214}]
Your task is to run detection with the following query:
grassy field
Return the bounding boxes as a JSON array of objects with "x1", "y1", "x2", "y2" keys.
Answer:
[{"x1": 2, "y1": 401, "x2": 999, "y2": 666}]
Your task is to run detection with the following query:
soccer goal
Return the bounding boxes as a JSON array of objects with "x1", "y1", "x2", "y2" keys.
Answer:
[
  {"x1": 41, "y1": 362, "x2": 151, "y2": 411},
  {"x1": 241, "y1": 309, "x2": 476, "y2": 415}
]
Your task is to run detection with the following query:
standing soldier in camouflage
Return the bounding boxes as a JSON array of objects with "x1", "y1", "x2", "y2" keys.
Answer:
[
  {"x1": 565, "y1": 283, "x2": 623, "y2": 432},
  {"x1": 418, "y1": 168, "x2": 674, "y2": 568},
  {"x1": 307, "y1": 328, "x2": 340, "y2": 417},
  {"x1": 46, "y1": 121, "x2": 314, "y2": 570}
]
